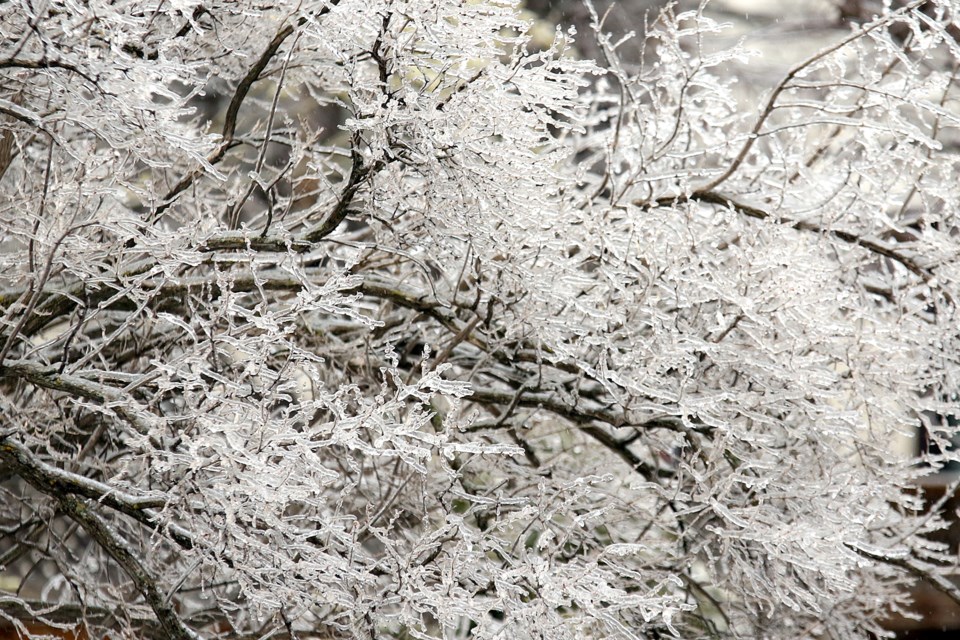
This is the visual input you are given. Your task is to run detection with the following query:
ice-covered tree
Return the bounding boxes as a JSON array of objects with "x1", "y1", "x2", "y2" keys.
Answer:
[{"x1": 2, "y1": 0, "x2": 960, "y2": 638}]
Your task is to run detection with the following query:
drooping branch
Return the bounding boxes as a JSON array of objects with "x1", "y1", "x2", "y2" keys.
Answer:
[
  {"x1": 0, "y1": 601, "x2": 127, "y2": 640},
  {"x1": 0, "y1": 267, "x2": 691, "y2": 435},
  {"x1": 0, "y1": 361, "x2": 156, "y2": 434},
  {"x1": 0, "y1": 435, "x2": 202, "y2": 556},
  {"x1": 0, "y1": 444, "x2": 198, "y2": 640},
  {"x1": 847, "y1": 543, "x2": 960, "y2": 611},
  {"x1": 649, "y1": 190, "x2": 936, "y2": 283},
  {"x1": 53, "y1": 494, "x2": 197, "y2": 640}
]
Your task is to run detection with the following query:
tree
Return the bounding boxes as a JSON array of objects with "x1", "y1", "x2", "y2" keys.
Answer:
[{"x1": 1, "y1": 0, "x2": 960, "y2": 637}]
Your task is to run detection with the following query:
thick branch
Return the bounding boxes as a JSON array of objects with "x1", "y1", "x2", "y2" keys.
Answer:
[
  {"x1": 304, "y1": 141, "x2": 382, "y2": 243},
  {"x1": 54, "y1": 494, "x2": 197, "y2": 640},
  {"x1": 0, "y1": 361, "x2": 155, "y2": 434},
  {"x1": 2, "y1": 440, "x2": 197, "y2": 640},
  {"x1": 0, "y1": 438, "x2": 164, "y2": 510},
  {"x1": 0, "y1": 57, "x2": 98, "y2": 85},
  {"x1": 466, "y1": 384, "x2": 691, "y2": 480},
  {"x1": 0, "y1": 435, "x2": 203, "y2": 557},
  {"x1": 468, "y1": 385, "x2": 684, "y2": 433},
  {"x1": 152, "y1": 22, "x2": 298, "y2": 218}
]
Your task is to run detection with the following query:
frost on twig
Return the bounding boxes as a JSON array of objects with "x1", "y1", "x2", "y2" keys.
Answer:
[{"x1": 1, "y1": 1, "x2": 960, "y2": 638}]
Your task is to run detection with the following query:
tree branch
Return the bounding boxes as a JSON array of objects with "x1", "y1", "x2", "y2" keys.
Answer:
[
  {"x1": 0, "y1": 435, "x2": 205, "y2": 559},
  {"x1": 652, "y1": 190, "x2": 935, "y2": 283},
  {"x1": 699, "y1": 0, "x2": 928, "y2": 193},
  {"x1": 53, "y1": 494, "x2": 198, "y2": 640},
  {"x1": 2, "y1": 441, "x2": 198, "y2": 639},
  {"x1": 467, "y1": 385, "x2": 684, "y2": 433},
  {"x1": 0, "y1": 361, "x2": 156, "y2": 434},
  {"x1": 153, "y1": 1, "x2": 342, "y2": 219},
  {"x1": 304, "y1": 138, "x2": 382, "y2": 243},
  {"x1": 847, "y1": 543, "x2": 960, "y2": 612}
]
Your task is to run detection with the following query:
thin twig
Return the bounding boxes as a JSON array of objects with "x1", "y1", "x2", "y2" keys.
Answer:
[{"x1": 700, "y1": 0, "x2": 927, "y2": 193}]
